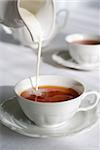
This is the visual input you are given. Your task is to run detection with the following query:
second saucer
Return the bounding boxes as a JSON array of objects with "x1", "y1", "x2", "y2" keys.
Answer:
[{"x1": 52, "y1": 50, "x2": 100, "y2": 71}]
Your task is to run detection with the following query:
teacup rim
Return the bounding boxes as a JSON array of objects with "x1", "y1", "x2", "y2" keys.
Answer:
[
  {"x1": 14, "y1": 75, "x2": 86, "y2": 105},
  {"x1": 65, "y1": 33, "x2": 100, "y2": 47}
]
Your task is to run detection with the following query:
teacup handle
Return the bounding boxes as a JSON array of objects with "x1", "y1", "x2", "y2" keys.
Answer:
[
  {"x1": 78, "y1": 91, "x2": 100, "y2": 112},
  {"x1": 56, "y1": 9, "x2": 68, "y2": 30}
]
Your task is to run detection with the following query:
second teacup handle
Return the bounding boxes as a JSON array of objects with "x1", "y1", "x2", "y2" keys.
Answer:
[
  {"x1": 78, "y1": 91, "x2": 100, "y2": 112},
  {"x1": 56, "y1": 9, "x2": 68, "y2": 30}
]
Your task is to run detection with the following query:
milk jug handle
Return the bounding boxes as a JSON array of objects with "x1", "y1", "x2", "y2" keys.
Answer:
[
  {"x1": 1, "y1": 24, "x2": 12, "y2": 34},
  {"x1": 56, "y1": 9, "x2": 68, "y2": 30}
]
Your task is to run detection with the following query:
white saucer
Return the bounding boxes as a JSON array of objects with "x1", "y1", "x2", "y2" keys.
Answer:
[
  {"x1": 0, "y1": 97, "x2": 99, "y2": 138},
  {"x1": 52, "y1": 51, "x2": 100, "y2": 71}
]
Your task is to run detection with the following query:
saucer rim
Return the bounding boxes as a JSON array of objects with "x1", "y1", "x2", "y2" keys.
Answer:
[
  {"x1": 52, "y1": 51, "x2": 100, "y2": 71},
  {"x1": 0, "y1": 98, "x2": 99, "y2": 138}
]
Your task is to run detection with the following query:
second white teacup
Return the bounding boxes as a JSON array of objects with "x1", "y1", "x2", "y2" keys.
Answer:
[
  {"x1": 65, "y1": 34, "x2": 100, "y2": 65},
  {"x1": 15, "y1": 75, "x2": 100, "y2": 128}
]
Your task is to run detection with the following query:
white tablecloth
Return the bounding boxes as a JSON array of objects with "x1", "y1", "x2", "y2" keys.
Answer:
[{"x1": 0, "y1": 2, "x2": 100, "y2": 150}]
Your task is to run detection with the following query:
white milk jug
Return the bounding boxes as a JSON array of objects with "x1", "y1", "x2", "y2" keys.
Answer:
[
  {"x1": 0, "y1": 0, "x2": 68, "y2": 47},
  {"x1": 0, "y1": 0, "x2": 56, "y2": 47}
]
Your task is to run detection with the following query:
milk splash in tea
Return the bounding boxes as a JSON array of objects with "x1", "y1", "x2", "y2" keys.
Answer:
[{"x1": 19, "y1": 8, "x2": 43, "y2": 91}]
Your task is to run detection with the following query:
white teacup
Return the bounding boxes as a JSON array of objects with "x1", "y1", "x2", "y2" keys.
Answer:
[
  {"x1": 65, "y1": 34, "x2": 100, "y2": 65},
  {"x1": 15, "y1": 75, "x2": 100, "y2": 128}
]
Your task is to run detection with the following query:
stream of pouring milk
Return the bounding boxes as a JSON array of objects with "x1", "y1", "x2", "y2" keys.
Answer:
[{"x1": 20, "y1": 8, "x2": 43, "y2": 91}]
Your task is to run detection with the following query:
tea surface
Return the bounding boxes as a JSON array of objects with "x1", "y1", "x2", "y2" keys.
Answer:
[
  {"x1": 21, "y1": 86, "x2": 79, "y2": 102},
  {"x1": 73, "y1": 39, "x2": 100, "y2": 45}
]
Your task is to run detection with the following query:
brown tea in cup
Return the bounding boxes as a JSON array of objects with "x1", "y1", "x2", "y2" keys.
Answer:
[
  {"x1": 20, "y1": 86, "x2": 79, "y2": 103},
  {"x1": 72, "y1": 39, "x2": 100, "y2": 45}
]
